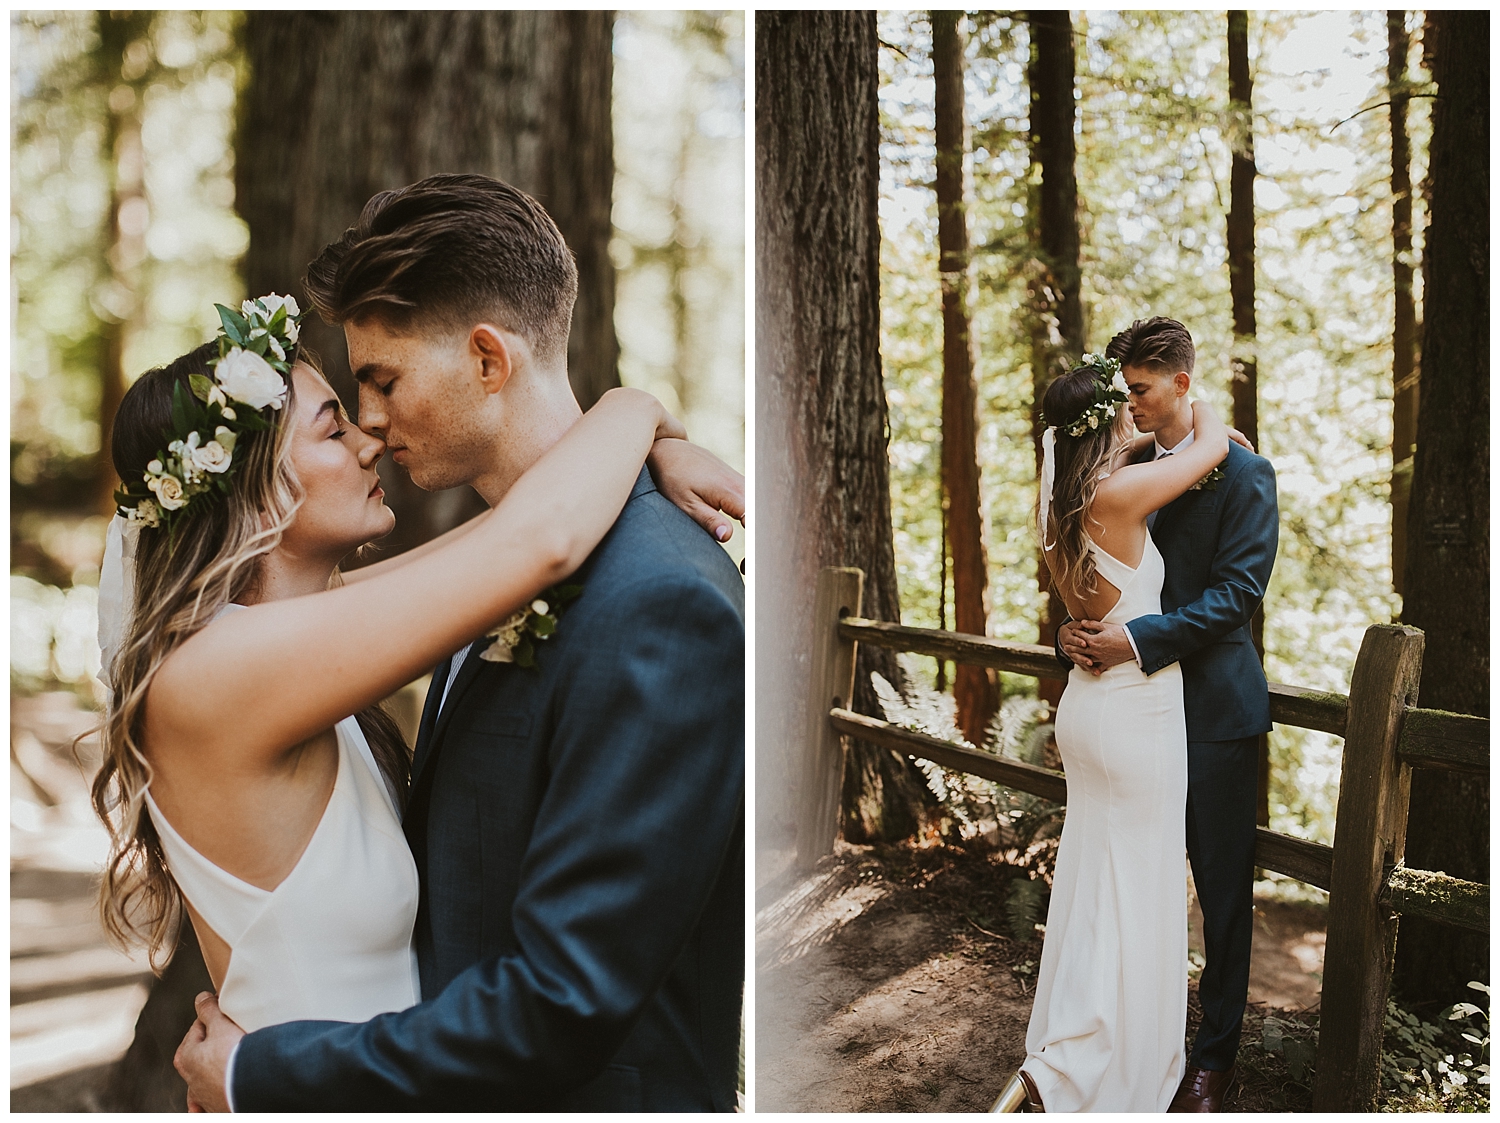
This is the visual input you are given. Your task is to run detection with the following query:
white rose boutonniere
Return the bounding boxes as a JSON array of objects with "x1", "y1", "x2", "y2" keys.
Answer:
[
  {"x1": 1191, "y1": 466, "x2": 1227, "y2": 492},
  {"x1": 479, "y1": 582, "x2": 585, "y2": 667}
]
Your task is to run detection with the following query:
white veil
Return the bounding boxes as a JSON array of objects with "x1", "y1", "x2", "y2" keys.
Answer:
[
  {"x1": 96, "y1": 515, "x2": 139, "y2": 696},
  {"x1": 1039, "y1": 426, "x2": 1057, "y2": 552}
]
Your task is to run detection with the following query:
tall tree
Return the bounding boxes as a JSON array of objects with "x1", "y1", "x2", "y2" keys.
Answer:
[
  {"x1": 1027, "y1": 11, "x2": 1083, "y2": 709},
  {"x1": 1388, "y1": 11, "x2": 1420, "y2": 597},
  {"x1": 1391, "y1": 10, "x2": 1489, "y2": 1010},
  {"x1": 237, "y1": 12, "x2": 619, "y2": 554},
  {"x1": 756, "y1": 11, "x2": 935, "y2": 859},
  {"x1": 1226, "y1": 11, "x2": 1271, "y2": 827},
  {"x1": 94, "y1": 12, "x2": 155, "y2": 517},
  {"x1": 933, "y1": 11, "x2": 997, "y2": 744}
]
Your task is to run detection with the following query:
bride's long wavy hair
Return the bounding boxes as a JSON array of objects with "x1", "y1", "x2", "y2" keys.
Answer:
[
  {"x1": 1040, "y1": 365, "x2": 1133, "y2": 602},
  {"x1": 91, "y1": 342, "x2": 410, "y2": 969}
]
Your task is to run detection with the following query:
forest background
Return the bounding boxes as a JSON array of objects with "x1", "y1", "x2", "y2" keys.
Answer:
[
  {"x1": 10, "y1": 10, "x2": 744, "y2": 1104},
  {"x1": 879, "y1": 9, "x2": 1425, "y2": 851}
]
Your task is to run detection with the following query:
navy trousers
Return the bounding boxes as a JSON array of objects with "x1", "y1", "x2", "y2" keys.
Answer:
[{"x1": 1185, "y1": 735, "x2": 1260, "y2": 1072}]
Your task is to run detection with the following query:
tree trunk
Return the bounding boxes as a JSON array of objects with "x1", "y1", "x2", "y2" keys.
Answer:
[
  {"x1": 1226, "y1": 11, "x2": 1271, "y2": 829},
  {"x1": 756, "y1": 11, "x2": 936, "y2": 860},
  {"x1": 237, "y1": 12, "x2": 618, "y2": 555},
  {"x1": 1389, "y1": 11, "x2": 1420, "y2": 597},
  {"x1": 933, "y1": 11, "x2": 997, "y2": 746},
  {"x1": 1027, "y1": 11, "x2": 1083, "y2": 711},
  {"x1": 1391, "y1": 10, "x2": 1489, "y2": 1011},
  {"x1": 95, "y1": 11, "x2": 154, "y2": 517}
]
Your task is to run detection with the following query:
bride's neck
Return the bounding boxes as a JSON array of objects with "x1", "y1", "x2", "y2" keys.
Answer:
[{"x1": 241, "y1": 550, "x2": 338, "y2": 605}]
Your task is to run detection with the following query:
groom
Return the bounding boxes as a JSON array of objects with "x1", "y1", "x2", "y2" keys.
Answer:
[
  {"x1": 1057, "y1": 318, "x2": 1277, "y2": 1112},
  {"x1": 174, "y1": 174, "x2": 745, "y2": 1109}
]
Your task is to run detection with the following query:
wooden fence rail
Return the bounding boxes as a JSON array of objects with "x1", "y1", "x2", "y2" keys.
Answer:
[{"x1": 799, "y1": 567, "x2": 1490, "y2": 1113}]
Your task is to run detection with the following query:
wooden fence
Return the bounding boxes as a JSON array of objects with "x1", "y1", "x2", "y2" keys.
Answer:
[{"x1": 797, "y1": 566, "x2": 1489, "y2": 1112}]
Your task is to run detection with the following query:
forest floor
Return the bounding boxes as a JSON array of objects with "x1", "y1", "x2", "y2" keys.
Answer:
[
  {"x1": 755, "y1": 840, "x2": 1328, "y2": 1113},
  {"x1": 11, "y1": 691, "x2": 153, "y2": 1111}
]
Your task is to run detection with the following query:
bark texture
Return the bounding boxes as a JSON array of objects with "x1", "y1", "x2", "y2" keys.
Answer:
[
  {"x1": 933, "y1": 11, "x2": 997, "y2": 745},
  {"x1": 1227, "y1": 11, "x2": 1270, "y2": 828},
  {"x1": 1389, "y1": 10, "x2": 1420, "y2": 596},
  {"x1": 756, "y1": 12, "x2": 936, "y2": 857},
  {"x1": 237, "y1": 12, "x2": 618, "y2": 553},
  {"x1": 95, "y1": 11, "x2": 154, "y2": 516},
  {"x1": 1027, "y1": 11, "x2": 1083, "y2": 709},
  {"x1": 1391, "y1": 9, "x2": 1489, "y2": 1010}
]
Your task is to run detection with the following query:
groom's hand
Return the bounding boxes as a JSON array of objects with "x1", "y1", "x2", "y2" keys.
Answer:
[
  {"x1": 1058, "y1": 620, "x2": 1104, "y2": 674},
  {"x1": 1068, "y1": 620, "x2": 1136, "y2": 672},
  {"x1": 174, "y1": 992, "x2": 244, "y2": 1113}
]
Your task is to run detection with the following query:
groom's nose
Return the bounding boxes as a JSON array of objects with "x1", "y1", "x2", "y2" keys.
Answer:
[
  {"x1": 357, "y1": 383, "x2": 388, "y2": 440},
  {"x1": 356, "y1": 426, "x2": 386, "y2": 467}
]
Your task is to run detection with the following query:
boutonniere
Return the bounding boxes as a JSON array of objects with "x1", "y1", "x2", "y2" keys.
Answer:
[
  {"x1": 479, "y1": 582, "x2": 584, "y2": 667},
  {"x1": 1191, "y1": 466, "x2": 1227, "y2": 492}
]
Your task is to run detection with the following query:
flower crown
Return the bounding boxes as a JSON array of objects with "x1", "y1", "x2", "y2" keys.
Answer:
[
  {"x1": 1058, "y1": 353, "x2": 1129, "y2": 438},
  {"x1": 113, "y1": 294, "x2": 306, "y2": 531}
]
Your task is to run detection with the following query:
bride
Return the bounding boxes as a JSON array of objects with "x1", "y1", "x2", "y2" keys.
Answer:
[
  {"x1": 993, "y1": 355, "x2": 1228, "y2": 1112},
  {"x1": 91, "y1": 296, "x2": 741, "y2": 1037}
]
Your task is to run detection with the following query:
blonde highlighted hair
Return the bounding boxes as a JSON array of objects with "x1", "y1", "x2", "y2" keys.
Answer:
[
  {"x1": 1040, "y1": 365, "x2": 1132, "y2": 603},
  {"x1": 91, "y1": 343, "x2": 409, "y2": 968}
]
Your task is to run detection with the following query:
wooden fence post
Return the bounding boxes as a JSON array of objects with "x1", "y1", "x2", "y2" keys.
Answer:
[
  {"x1": 796, "y1": 567, "x2": 864, "y2": 871},
  {"x1": 1313, "y1": 623, "x2": 1424, "y2": 1110}
]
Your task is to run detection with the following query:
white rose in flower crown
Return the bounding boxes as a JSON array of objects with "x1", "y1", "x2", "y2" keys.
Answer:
[
  {"x1": 243, "y1": 294, "x2": 301, "y2": 343},
  {"x1": 1112, "y1": 369, "x2": 1129, "y2": 394},
  {"x1": 192, "y1": 440, "x2": 233, "y2": 474},
  {"x1": 148, "y1": 473, "x2": 187, "y2": 510},
  {"x1": 216, "y1": 347, "x2": 287, "y2": 410}
]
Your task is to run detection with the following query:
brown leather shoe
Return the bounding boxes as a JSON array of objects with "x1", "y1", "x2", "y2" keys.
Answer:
[{"x1": 1168, "y1": 1064, "x2": 1236, "y2": 1112}]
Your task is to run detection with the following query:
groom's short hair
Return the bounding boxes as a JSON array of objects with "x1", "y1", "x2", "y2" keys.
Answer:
[
  {"x1": 1105, "y1": 317, "x2": 1195, "y2": 377},
  {"x1": 304, "y1": 173, "x2": 578, "y2": 363}
]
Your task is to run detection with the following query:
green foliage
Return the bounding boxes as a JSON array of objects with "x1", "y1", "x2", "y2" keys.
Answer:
[
  {"x1": 1246, "y1": 987, "x2": 1491, "y2": 1111},
  {"x1": 12, "y1": 11, "x2": 247, "y2": 513},
  {"x1": 1379, "y1": 984, "x2": 1490, "y2": 1111}
]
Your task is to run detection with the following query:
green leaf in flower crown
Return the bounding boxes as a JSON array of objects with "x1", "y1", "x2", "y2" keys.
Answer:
[
  {"x1": 215, "y1": 304, "x2": 248, "y2": 347},
  {"x1": 189, "y1": 373, "x2": 217, "y2": 404},
  {"x1": 170, "y1": 380, "x2": 193, "y2": 435}
]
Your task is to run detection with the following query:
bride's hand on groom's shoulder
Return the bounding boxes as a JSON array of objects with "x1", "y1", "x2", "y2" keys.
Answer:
[{"x1": 648, "y1": 438, "x2": 746, "y2": 543}]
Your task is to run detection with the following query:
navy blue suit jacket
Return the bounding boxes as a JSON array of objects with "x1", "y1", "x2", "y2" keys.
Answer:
[
  {"x1": 232, "y1": 470, "x2": 745, "y2": 1110},
  {"x1": 1057, "y1": 440, "x2": 1279, "y2": 742}
]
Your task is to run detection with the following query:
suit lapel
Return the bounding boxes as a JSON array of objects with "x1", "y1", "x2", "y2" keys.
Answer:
[
  {"x1": 410, "y1": 656, "x2": 451, "y2": 786},
  {"x1": 410, "y1": 643, "x2": 490, "y2": 795}
]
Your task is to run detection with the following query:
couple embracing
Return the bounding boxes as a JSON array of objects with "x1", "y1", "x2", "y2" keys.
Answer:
[
  {"x1": 94, "y1": 174, "x2": 745, "y2": 1111},
  {"x1": 994, "y1": 318, "x2": 1279, "y2": 1113}
]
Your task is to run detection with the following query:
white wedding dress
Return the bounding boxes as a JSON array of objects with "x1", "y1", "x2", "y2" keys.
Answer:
[
  {"x1": 1020, "y1": 532, "x2": 1188, "y2": 1112},
  {"x1": 144, "y1": 701, "x2": 420, "y2": 1032}
]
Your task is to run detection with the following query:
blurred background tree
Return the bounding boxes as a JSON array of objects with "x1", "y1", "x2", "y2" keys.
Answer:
[{"x1": 11, "y1": 9, "x2": 743, "y2": 1108}]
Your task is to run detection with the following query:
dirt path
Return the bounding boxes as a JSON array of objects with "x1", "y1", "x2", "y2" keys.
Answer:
[{"x1": 755, "y1": 842, "x2": 1326, "y2": 1112}]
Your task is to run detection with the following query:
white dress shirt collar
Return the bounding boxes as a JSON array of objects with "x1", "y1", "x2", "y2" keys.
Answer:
[{"x1": 1154, "y1": 430, "x2": 1195, "y2": 459}]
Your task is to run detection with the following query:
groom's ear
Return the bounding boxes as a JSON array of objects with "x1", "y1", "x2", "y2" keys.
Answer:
[
  {"x1": 1172, "y1": 370, "x2": 1192, "y2": 397},
  {"x1": 470, "y1": 324, "x2": 518, "y2": 396}
]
